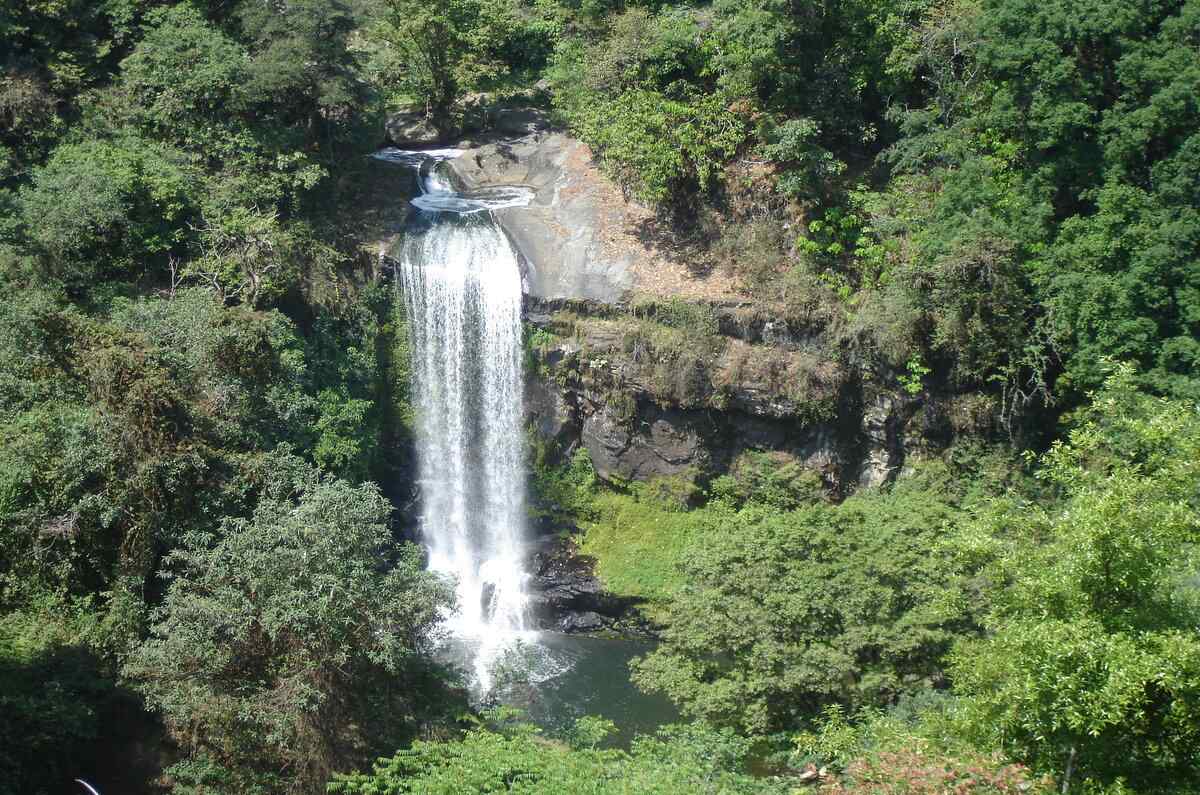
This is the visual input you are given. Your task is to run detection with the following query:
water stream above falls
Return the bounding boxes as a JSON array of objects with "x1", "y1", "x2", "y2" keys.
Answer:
[{"x1": 378, "y1": 147, "x2": 676, "y2": 739}]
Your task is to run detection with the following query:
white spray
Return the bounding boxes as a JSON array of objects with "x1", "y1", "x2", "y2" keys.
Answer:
[{"x1": 380, "y1": 148, "x2": 536, "y2": 689}]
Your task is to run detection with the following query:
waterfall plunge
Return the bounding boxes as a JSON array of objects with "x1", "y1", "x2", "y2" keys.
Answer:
[{"x1": 385, "y1": 149, "x2": 536, "y2": 689}]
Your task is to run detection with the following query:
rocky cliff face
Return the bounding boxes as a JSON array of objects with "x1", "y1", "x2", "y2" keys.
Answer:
[
  {"x1": 449, "y1": 126, "x2": 635, "y2": 302},
  {"x1": 437, "y1": 110, "x2": 963, "y2": 495},
  {"x1": 522, "y1": 298, "x2": 945, "y2": 495}
]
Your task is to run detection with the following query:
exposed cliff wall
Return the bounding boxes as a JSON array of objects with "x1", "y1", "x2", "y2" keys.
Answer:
[
  {"x1": 448, "y1": 112, "x2": 740, "y2": 304},
  {"x1": 450, "y1": 129, "x2": 634, "y2": 301},
  {"x1": 434, "y1": 113, "x2": 994, "y2": 495},
  {"x1": 522, "y1": 297, "x2": 965, "y2": 495}
]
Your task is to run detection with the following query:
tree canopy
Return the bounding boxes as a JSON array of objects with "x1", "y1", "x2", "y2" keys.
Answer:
[
  {"x1": 2, "y1": 0, "x2": 1200, "y2": 793},
  {"x1": 126, "y1": 452, "x2": 453, "y2": 792}
]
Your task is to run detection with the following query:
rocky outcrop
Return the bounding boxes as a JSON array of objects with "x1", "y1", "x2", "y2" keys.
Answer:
[
  {"x1": 526, "y1": 373, "x2": 579, "y2": 454},
  {"x1": 581, "y1": 402, "x2": 708, "y2": 481},
  {"x1": 857, "y1": 393, "x2": 906, "y2": 488},
  {"x1": 543, "y1": 387, "x2": 843, "y2": 486},
  {"x1": 526, "y1": 535, "x2": 644, "y2": 634},
  {"x1": 525, "y1": 302, "x2": 851, "y2": 487},
  {"x1": 385, "y1": 106, "x2": 442, "y2": 147},
  {"x1": 449, "y1": 112, "x2": 636, "y2": 302},
  {"x1": 521, "y1": 299, "x2": 972, "y2": 494}
]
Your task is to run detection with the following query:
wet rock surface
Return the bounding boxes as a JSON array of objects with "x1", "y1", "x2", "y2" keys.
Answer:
[
  {"x1": 526, "y1": 535, "x2": 643, "y2": 634},
  {"x1": 448, "y1": 111, "x2": 636, "y2": 302}
]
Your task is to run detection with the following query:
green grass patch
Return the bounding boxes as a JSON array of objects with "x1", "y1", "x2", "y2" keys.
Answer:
[{"x1": 578, "y1": 486, "x2": 721, "y2": 620}]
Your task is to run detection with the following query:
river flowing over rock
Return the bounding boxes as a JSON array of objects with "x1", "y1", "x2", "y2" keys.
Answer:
[
  {"x1": 389, "y1": 149, "x2": 536, "y2": 688},
  {"x1": 449, "y1": 120, "x2": 636, "y2": 302}
]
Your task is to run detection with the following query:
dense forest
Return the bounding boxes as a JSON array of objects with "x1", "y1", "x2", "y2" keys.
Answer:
[{"x1": 1, "y1": 0, "x2": 1198, "y2": 793}]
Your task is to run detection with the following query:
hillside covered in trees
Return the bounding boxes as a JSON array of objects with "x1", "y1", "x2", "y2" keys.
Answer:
[{"x1": 1, "y1": 0, "x2": 1198, "y2": 793}]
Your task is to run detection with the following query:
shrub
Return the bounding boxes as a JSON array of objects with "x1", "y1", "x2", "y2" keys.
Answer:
[
  {"x1": 125, "y1": 454, "x2": 453, "y2": 793},
  {"x1": 632, "y1": 476, "x2": 975, "y2": 734},
  {"x1": 821, "y1": 748, "x2": 1052, "y2": 794}
]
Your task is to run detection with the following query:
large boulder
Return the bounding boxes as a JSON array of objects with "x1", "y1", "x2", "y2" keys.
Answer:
[
  {"x1": 385, "y1": 106, "x2": 442, "y2": 147},
  {"x1": 492, "y1": 106, "x2": 551, "y2": 136}
]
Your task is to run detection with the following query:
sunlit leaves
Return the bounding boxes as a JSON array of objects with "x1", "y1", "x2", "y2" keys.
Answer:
[
  {"x1": 949, "y1": 367, "x2": 1200, "y2": 788},
  {"x1": 126, "y1": 454, "x2": 453, "y2": 791}
]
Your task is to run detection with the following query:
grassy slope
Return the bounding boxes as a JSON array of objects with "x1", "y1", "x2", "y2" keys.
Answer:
[{"x1": 577, "y1": 489, "x2": 720, "y2": 621}]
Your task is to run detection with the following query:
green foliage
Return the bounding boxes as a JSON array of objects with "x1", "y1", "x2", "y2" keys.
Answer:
[
  {"x1": 2, "y1": 0, "x2": 385, "y2": 310},
  {"x1": 712, "y1": 0, "x2": 900, "y2": 125},
  {"x1": 530, "y1": 446, "x2": 598, "y2": 524},
  {"x1": 126, "y1": 451, "x2": 453, "y2": 793},
  {"x1": 709, "y1": 450, "x2": 825, "y2": 511},
  {"x1": 898, "y1": 354, "x2": 931, "y2": 395},
  {"x1": 329, "y1": 719, "x2": 790, "y2": 793},
  {"x1": 0, "y1": 586, "x2": 117, "y2": 795},
  {"x1": 632, "y1": 470, "x2": 979, "y2": 734},
  {"x1": 793, "y1": 705, "x2": 864, "y2": 770},
  {"x1": 577, "y1": 485, "x2": 717, "y2": 617},
  {"x1": 382, "y1": 295, "x2": 416, "y2": 454},
  {"x1": 947, "y1": 366, "x2": 1200, "y2": 791},
  {"x1": 118, "y1": 4, "x2": 251, "y2": 137},
  {"x1": 236, "y1": 0, "x2": 365, "y2": 129},
  {"x1": 847, "y1": 154, "x2": 1046, "y2": 389},
  {"x1": 0, "y1": 286, "x2": 396, "y2": 628},
  {"x1": 18, "y1": 135, "x2": 195, "y2": 285},
  {"x1": 576, "y1": 86, "x2": 747, "y2": 206},
  {"x1": 366, "y1": 0, "x2": 545, "y2": 124},
  {"x1": 0, "y1": 0, "x2": 145, "y2": 182},
  {"x1": 761, "y1": 118, "x2": 846, "y2": 200},
  {"x1": 570, "y1": 715, "x2": 618, "y2": 750},
  {"x1": 798, "y1": 205, "x2": 871, "y2": 279},
  {"x1": 1038, "y1": 173, "x2": 1200, "y2": 400},
  {"x1": 548, "y1": 7, "x2": 748, "y2": 209},
  {"x1": 544, "y1": 0, "x2": 906, "y2": 212},
  {"x1": 879, "y1": 0, "x2": 1200, "y2": 400},
  {"x1": 314, "y1": 389, "x2": 376, "y2": 479}
]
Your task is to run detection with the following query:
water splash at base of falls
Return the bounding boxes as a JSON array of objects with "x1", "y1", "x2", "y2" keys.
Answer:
[{"x1": 386, "y1": 148, "x2": 535, "y2": 690}]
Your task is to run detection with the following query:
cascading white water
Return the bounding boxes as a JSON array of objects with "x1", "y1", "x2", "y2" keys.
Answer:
[{"x1": 380, "y1": 148, "x2": 537, "y2": 688}]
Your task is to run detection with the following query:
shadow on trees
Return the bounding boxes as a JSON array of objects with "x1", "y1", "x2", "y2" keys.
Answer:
[{"x1": 0, "y1": 643, "x2": 167, "y2": 795}]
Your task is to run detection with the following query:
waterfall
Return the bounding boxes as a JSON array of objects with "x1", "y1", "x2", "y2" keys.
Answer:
[{"x1": 381, "y1": 148, "x2": 536, "y2": 688}]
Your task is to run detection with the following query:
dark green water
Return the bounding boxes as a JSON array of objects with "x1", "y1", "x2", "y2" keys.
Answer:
[{"x1": 495, "y1": 633, "x2": 680, "y2": 747}]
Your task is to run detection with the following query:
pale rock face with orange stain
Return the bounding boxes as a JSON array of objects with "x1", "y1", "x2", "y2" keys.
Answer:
[{"x1": 449, "y1": 111, "x2": 740, "y2": 304}]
